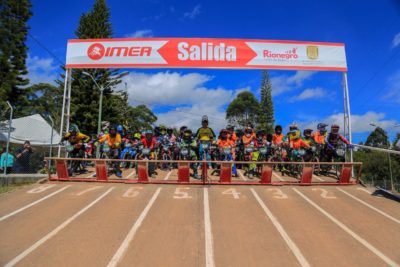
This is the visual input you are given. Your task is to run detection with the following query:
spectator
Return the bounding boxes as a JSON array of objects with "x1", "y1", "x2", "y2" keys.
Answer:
[
  {"x1": 0, "y1": 147, "x2": 14, "y2": 174},
  {"x1": 15, "y1": 141, "x2": 33, "y2": 173}
]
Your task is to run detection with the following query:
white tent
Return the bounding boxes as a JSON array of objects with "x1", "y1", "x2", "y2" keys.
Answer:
[{"x1": 0, "y1": 114, "x2": 61, "y2": 146}]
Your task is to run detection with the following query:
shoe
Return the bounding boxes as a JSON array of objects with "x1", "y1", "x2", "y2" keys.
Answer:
[
  {"x1": 116, "y1": 171, "x2": 122, "y2": 178},
  {"x1": 193, "y1": 173, "x2": 201, "y2": 180},
  {"x1": 150, "y1": 173, "x2": 157, "y2": 178},
  {"x1": 248, "y1": 173, "x2": 253, "y2": 179}
]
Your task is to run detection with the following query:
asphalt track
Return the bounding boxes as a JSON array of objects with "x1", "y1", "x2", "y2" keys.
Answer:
[{"x1": 0, "y1": 169, "x2": 399, "y2": 267}]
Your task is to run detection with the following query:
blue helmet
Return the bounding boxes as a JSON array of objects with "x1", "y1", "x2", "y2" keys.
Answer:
[{"x1": 117, "y1": 125, "x2": 124, "y2": 134}]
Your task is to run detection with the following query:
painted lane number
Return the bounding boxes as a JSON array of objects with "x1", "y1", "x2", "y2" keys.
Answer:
[
  {"x1": 268, "y1": 188, "x2": 288, "y2": 199},
  {"x1": 312, "y1": 188, "x2": 337, "y2": 199},
  {"x1": 123, "y1": 187, "x2": 143, "y2": 198},
  {"x1": 174, "y1": 188, "x2": 192, "y2": 199},
  {"x1": 222, "y1": 188, "x2": 241, "y2": 199},
  {"x1": 27, "y1": 184, "x2": 56, "y2": 194}
]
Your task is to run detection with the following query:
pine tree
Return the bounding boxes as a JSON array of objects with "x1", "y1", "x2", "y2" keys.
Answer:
[
  {"x1": 0, "y1": 0, "x2": 32, "y2": 115},
  {"x1": 365, "y1": 127, "x2": 390, "y2": 148},
  {"x1": 65, "y1": 0, "x2": 127, "y2": 133},
  {"x1": 257, "y1": 70, "x2": 274, "y2": 133}
]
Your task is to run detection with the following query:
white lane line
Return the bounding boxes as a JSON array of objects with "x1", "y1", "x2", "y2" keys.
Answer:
[
  {"x1": 5, "y1": 187, "x2": 114, "y2": 267},
  {"x1": 0, "y1": 185, "x2": 71, "y2": 222},
  {"x1": 336, "y1": 187, "x2": 400, "y2": 225},
  {"x1": 237, "y1": 169, "x2": 247, "y2": 181},
  {"x1": 272, "y1": 172, "x2": 285, "y2": 181},
  {"x1": 107, "y1": 187, "x2": 162, "y2": 267},
  {"x1": 293, "y1": 188, "x2": 400, "y2": 267},
  {"x1": 126, "y1": 169, "x2": 136, "y2": 179},
  {"x1": 357, "y1": 188, "x2": 373, "y2": 194},
  {"x1": 164, "y1": 170, "x2": 172, "y2": 180},
  {"x1": 251, "y1": 189, "x2": 310, "y2": 267},
  {"x1": 203, "y1": 188, "x2": 215, "y2": 267},
  {"x1": 85, "y1": 172, "x2": 96, "y2": 178},
  {"x1": 75, "y1": 186, "x2": 103, "y2": 196},
  {"x1": 313, "y1": 174, "x2": 325, "y2": 182}
]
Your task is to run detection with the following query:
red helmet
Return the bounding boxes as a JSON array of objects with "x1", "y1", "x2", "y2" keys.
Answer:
[{"x1": 331, "y1": 124, "x2": 340, "y2": 134}]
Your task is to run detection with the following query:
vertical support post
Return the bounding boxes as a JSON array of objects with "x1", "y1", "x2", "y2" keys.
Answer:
[
  {"x1": 260, "y1": 163, "x2": 273, "y2": 184},
  {"x1": 342, "y1": 72, "x2": 353, "y2": 163},
  {"x1": 178, "y1": 162, "x2": 190, "y2": 182},
  {"x1": 48, "y1": 116, "x2": 54, "y2": 171},
  {"x1": 55, "y1": 159, "x2": 69, "y2": 180},
  {"x1": 137, "y1": 161, "x2": 149, "y2": 182},
  {"x1": 95, "y1": 160, "x2": 108, "y2": 181},
  {"x1": 3, "y1": 101, "x2": 13, "y2": 181},
  {"x1": 58, "y1": 69, "x2": 70, "y2": 157},
  {"x1": 65, "y1": 69, "x2": 72, "y2": 158},
  {"x1": 300, "y1": 164, "x2": 313, "y2": 184},
  {"x1": 220, "y1": 162, "x2": 232, "y2": 183}
]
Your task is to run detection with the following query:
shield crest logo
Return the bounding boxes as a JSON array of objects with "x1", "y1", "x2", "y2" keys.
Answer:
[{"x1": 307, "y1": 46, "x2": 318, "y2": 60}]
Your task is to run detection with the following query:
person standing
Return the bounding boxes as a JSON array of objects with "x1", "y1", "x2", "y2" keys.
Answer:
[
  {"x1": 15, "y1": 141, "x2": 33, "y2": 173},
  {"x1": 0, "y1": 147, "x2": 14, "y2": 174}
]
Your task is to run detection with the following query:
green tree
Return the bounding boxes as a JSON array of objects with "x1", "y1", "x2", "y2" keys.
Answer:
[
  {"x1": 365, "y1": 127, "x2": 390, "y2": 148},
  {"x1": 257, "y1": 70, "x2": 274, "y2": 133},
  {"x1": 0, "y1": 0, "x2": 32, "y2": 115},
  {"x1": 226, "y1": 91, "x2": 260, "y2": 128},
  {"x1": 61, "y1": 0, "x2": 126, "y2": 133},
  {"x1": 28, "y1": 83, "x2": 63, "y2": 128}
]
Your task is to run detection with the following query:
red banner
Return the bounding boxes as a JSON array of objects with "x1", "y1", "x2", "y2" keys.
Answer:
[{"x1": 66, "y1": 38, "x2": 347, "y2": 71}]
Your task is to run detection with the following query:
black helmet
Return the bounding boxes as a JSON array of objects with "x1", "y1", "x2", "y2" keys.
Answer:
[
  {"x1": 257, "y1": 130, "x2": 266, "y2": 137},
  {"x1": 202, "y1": 115, "x2": 208, "y2": 123},
  {"x1": 226, "y1": 124, "x2": 234, "y2": 131},
  {"x1": 303, "y1": 129, "x2": 312, "y2": 138},
  {"x1": 109, "y1": 125, "x2": 117, "y2": 136},
  {"x1": 180, "y1": 126, "x2": 187, "y2": 133},
  {"x1": 167, "y1": 127, "x2": 173, "y2": 134},
  {"x1": 275, "y1": 125, "x2": 282, "y2": 132},
  {"x1": 183, "y1": 129, "x2": 192, "y2": 139}
]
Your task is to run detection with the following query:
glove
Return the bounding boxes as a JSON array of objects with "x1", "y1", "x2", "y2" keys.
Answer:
[{"x1": 327, "y1": 143, "x2": 334, "y2": 150}]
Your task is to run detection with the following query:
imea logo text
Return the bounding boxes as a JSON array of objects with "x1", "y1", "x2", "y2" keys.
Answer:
[
  {"x1": 178, "y1": 42, "x2": 237, "y2": 61},
  {"x1": 87, "y1": 43, "x2": 152, "y2": 60}
]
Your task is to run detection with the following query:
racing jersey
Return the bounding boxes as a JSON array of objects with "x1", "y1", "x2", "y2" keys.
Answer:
[
  {"x1": 196, "y1": 127, "x2": 216, "y2": 141},
  {"x1": 327, "y1": 133, "x2": 350, "y2": 146},
  {"x1": 141, "y1": 137, "x2": 158, "y2": 150},
  {"x1": 242, "y1": 135, "x2": 255, "y2": 147},
  {"x1": 302, "y1": 137, "x2": 317, "y2": 146},
  {"x1": 288, "y1": 139, "x2": 310, "y2": 150},
  {"x1": 311, "y1": 131, "x2": 327, "y2": 145},
  {"x1": 272, "y1": 133, "x2": 284, "y2": 145},
  {"x1": 64, "y1": 132, "x2": 90, "y2": 148},
  {"x1": 99, "y1": 134, "x2": 122, "y2": 148}
]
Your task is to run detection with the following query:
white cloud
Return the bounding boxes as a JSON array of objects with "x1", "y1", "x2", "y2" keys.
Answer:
[
  {"x1": 392, "y1": 32, "x2": 400, "y2": 48},
  {"x1": 125, "y1": 29, "x2": 154, "y2": 38},
  {"x1": 288, "y1": 87, "x2": 329, "y2": 102},
  {"x1": 183, "y1": 4, "x2": 201, "y2": 19},
  {"x1": 271, "y1": 71, "x2": 316, "y2": 96},
  {"x1": 119, "y1": 71, "x2": 248, "y2": 131},
  {"x1": 301, "y1": 111, "x2": 398, "y2": 134},
  {"x1": 384, "y1": 70, "x2": 400, "y2": 103},
  {"x1": 26, "y1": 55, "x2": 59, "y2": 85}
]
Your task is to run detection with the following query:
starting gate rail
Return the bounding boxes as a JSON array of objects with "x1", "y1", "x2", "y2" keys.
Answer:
[{"x1": 44, "y1": 157, "x2": 362, "y2": 186}]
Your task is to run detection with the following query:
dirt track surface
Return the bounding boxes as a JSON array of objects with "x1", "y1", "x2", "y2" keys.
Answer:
[{"x1": 0, "y1": 172, "x2": 399, "y2": 267}]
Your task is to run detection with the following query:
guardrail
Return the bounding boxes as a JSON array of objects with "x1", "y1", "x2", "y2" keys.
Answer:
[{"x1": 44, "y1": 157, "x2": 362, "y2": 186}]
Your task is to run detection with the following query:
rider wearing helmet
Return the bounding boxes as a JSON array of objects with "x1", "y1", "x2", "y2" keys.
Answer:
[
  {"x1": 167, "y1": 127, "x2": 176, "y2": 143},
  {"x1": 63, "y1": 124, "x2": 90, "y2": 174},
  {"x1": 242, "y1": 126, "x2": 256, "y2": 148},
  {"x1": 302, "y1": 129, "x2": 317, "y2": 146},
  {"x1": 141, "y1": 130, "x2": 158, "y2": 152},
  {"x1": 226, "y1": 124, "x2": 237, "y2": 143},
  {"x1": 195, "y1": 115, "x2": 216, "y2": 141},
  {"x1": 99, "y1": 125, "x2": 123, "y2": 177},
  {"x1": 286, "y1": 124, "x2": 310, "y2": 150},
  {"x1": 178, "y1": 126, "x2": 188, "y2": 141},
  {"x1": 196, "y1": 115, "x2": 216, "y2": 163},
  {"x1": 272, "y1": 125, "x2": 284, "y2": 145},
  {"x1": 327, "y1": 124, "x2": 350, "y2": 147},
  {"x1": 180, "y1": 128, "x2": 200, "y2": 179},
  {"x1": 216, "y1": 129, "x2": 237, "y2": 176},
  {"x1": 117, "y1": 125, "x2": 124, "y2": 137},
  {"x1": 312, "y1": 123, "x2": 328, "y2": 145}
]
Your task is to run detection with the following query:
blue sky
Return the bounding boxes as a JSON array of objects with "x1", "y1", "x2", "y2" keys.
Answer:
[{"x1": 26, "y1": 0, "x2": 400, "y2": 142}]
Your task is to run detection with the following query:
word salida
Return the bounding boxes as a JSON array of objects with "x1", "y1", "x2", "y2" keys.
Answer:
[{"x1": 178, "y1": 42, "x2": 237, "y2": 61}]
